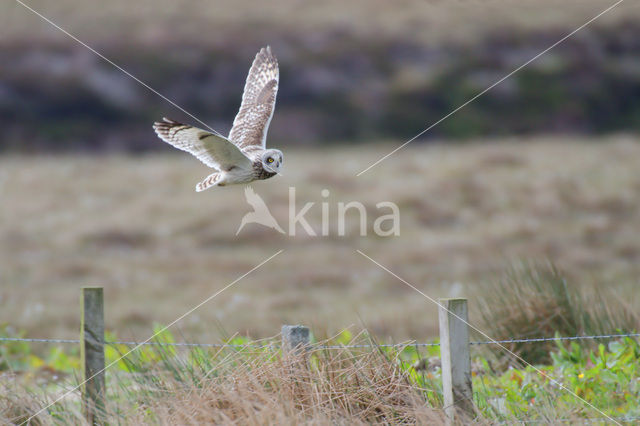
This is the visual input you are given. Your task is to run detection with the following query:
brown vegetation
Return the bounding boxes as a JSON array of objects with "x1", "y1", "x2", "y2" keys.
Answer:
[
  {"x1": 126, "y1": 350, "x2": 444, "y2": 425},
  {"x1": 0, "y1": 348, "x2": 449, "y2": 425}
]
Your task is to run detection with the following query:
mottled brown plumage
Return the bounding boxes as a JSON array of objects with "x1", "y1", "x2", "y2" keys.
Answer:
[
  {"x1": 228, "y1": 46, "x2": 279, "y2": 149},
  {"x1": 152, "y1": 47, "x2": 283, "y2": 192}
]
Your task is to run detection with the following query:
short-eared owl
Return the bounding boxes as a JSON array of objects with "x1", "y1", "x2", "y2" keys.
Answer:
[{"x1": 153, "y1": 46, "x2": 282, "y2": 191}]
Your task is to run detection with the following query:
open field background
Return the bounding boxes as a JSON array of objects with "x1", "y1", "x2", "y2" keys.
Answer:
[
  {"x1": 2, "y1": 137, "x2": 639, "y2": 344},
  {"x1": 2, "y1": 1, "x2": 640, "y2": 150},
  {"x1": 2, "y1": 0, "x2": 638, "y2": 45}
]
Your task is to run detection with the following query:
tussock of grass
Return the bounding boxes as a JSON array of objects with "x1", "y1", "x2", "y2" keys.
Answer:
[
  {"x1": 117, "y1": 347, "x2": 444, "y2": 425},
  {"x1": 0, "y1": 381, "x2": 41, "y2": 425},
  {"x1": 0, "y1": 378, "x2": 84, "y2": 425},
  {"x1": 478, "y1": 263, "x2": 639, "y2": 364}
]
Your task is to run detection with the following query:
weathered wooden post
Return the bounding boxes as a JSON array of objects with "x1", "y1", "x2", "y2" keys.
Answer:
[
  {"x1": 438, "y1": 298, "x2": 474, "y2": 423},
  {"x1": 281, "y1": 325, "x2": 310, "y2": 356},
  {"x1": 81, "y1": 287, "x2": 105, "y2": 425}
]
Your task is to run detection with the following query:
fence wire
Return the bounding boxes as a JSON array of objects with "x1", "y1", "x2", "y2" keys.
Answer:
[
  {"x1": 1, "y1": 332, "x2": 639, "y2": 349},
  {"x1": 496, "y1": 415, "x2": 640, "y2": 425},
  {"x1": 469, "y1": 332, "x2": 640, "y2": 346},
  {"x1": 0, "y1": 337, "x2": 268, "y2": 348}
]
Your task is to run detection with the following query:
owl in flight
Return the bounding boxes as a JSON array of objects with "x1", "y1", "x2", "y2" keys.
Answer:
[{"x1": 153, "y1": 46, "x2": 282, "y2": 191}]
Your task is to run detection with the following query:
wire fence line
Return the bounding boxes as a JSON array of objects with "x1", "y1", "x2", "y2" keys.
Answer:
[
  {"x1": 2, "y1": 332, "x2": 639, "y2": 349},
  {"x1": 468, "y1": 332, "x2": 640, "y2": 345},
  {"x1": 0, "y1": 337, "x2": 257, "y2": 348},
  {"x1": 496, "y1": 415, "x2": 640, "y2": 425}
]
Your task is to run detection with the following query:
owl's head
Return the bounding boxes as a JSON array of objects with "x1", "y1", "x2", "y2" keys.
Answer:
[{"x1": 262, "y1": 149, "x2": 283, "y2": 174}]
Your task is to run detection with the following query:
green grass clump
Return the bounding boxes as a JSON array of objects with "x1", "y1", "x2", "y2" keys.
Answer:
[{"x1": 477, "y1": 263, "x2": 639, "y2": 364}]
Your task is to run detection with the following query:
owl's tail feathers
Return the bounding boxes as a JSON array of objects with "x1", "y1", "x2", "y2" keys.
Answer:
[{"x1": 196, "y1": 173, "x2": 223, "y2": 192}]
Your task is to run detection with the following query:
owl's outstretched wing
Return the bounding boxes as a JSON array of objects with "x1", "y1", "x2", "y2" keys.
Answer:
[
  {"x1": 153, "y1": 118, "x2": 252, "y2": 171},
  {"x1": 228, "y1": 46, "x2": 279, "y2": 150}
]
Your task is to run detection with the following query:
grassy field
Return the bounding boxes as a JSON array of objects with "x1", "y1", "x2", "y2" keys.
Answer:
[
  {"x1": 1, "y1": 137, "x2": 639, "y2": 345},
  {"x1": 2, "y1": 316, "x2": 639, "y2": 424}
]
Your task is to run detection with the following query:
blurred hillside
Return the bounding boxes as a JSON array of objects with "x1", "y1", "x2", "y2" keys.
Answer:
[{"x1": 1, "y1": 0, "x2": 639, "y2": 151}]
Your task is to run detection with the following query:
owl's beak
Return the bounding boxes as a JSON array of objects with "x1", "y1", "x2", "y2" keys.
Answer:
[{"x1": 265, "y1": 163, "x2": 278, "y2": 173}]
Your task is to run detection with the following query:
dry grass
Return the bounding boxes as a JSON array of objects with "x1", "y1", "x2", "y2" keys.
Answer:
[
  {"x1": 1, "y1": 137, "x2": 639, "y2": 344},
  {"x1": 121, "y1": 350, "x2": 446, "y2": 425},
  {"x1": 0, "y1": 375, "x2": 84, "y2": 425},
  {"x1": 0, "y1": 379, "x2": 46, "y2": 425},
  {"x1": 0, "y1": 348, "x2": 448, "y2": 425}
]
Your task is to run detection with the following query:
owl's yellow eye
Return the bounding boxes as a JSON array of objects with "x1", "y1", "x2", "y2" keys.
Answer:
[{"x1": 267, "y1": 158, "x2": 274, "y2": 163}]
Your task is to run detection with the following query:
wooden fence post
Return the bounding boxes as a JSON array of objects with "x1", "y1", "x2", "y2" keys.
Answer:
[
  {"x1": 81, "y1": 287, "x2": 105, "y2": 425},
  {"x1": 281, "y1": 325, "x2": 310, "y2": 356},
  {"x1": 438, "y1": 298, "x2": 474, "y2": 422}
]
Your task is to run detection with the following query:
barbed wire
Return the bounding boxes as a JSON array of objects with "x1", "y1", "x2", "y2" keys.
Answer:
[
  {"x1": 1, "y1": 332, "x2": 638, "y2": 349},
  {"x1": 108, "y1": 340, "x2": 268, "y2": 348},
  {"x1": 315, "y1": 342, "x2": 439, "y2": 349},
  {"x1": 307, "y1": 332, "x2": 640, "y2": 349},
  {"x1": 0, "y1": 337, "x2": 80, "y2": 344},
  {"x1": 0, "y1": 337, "x2": 270, "y2": 348},
  {"x1": 469, "y1": 332, "x2": 640, "y2": 346},
  {"x1": 496, "y1": 415, "x2": 640, "y2": 425}
]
